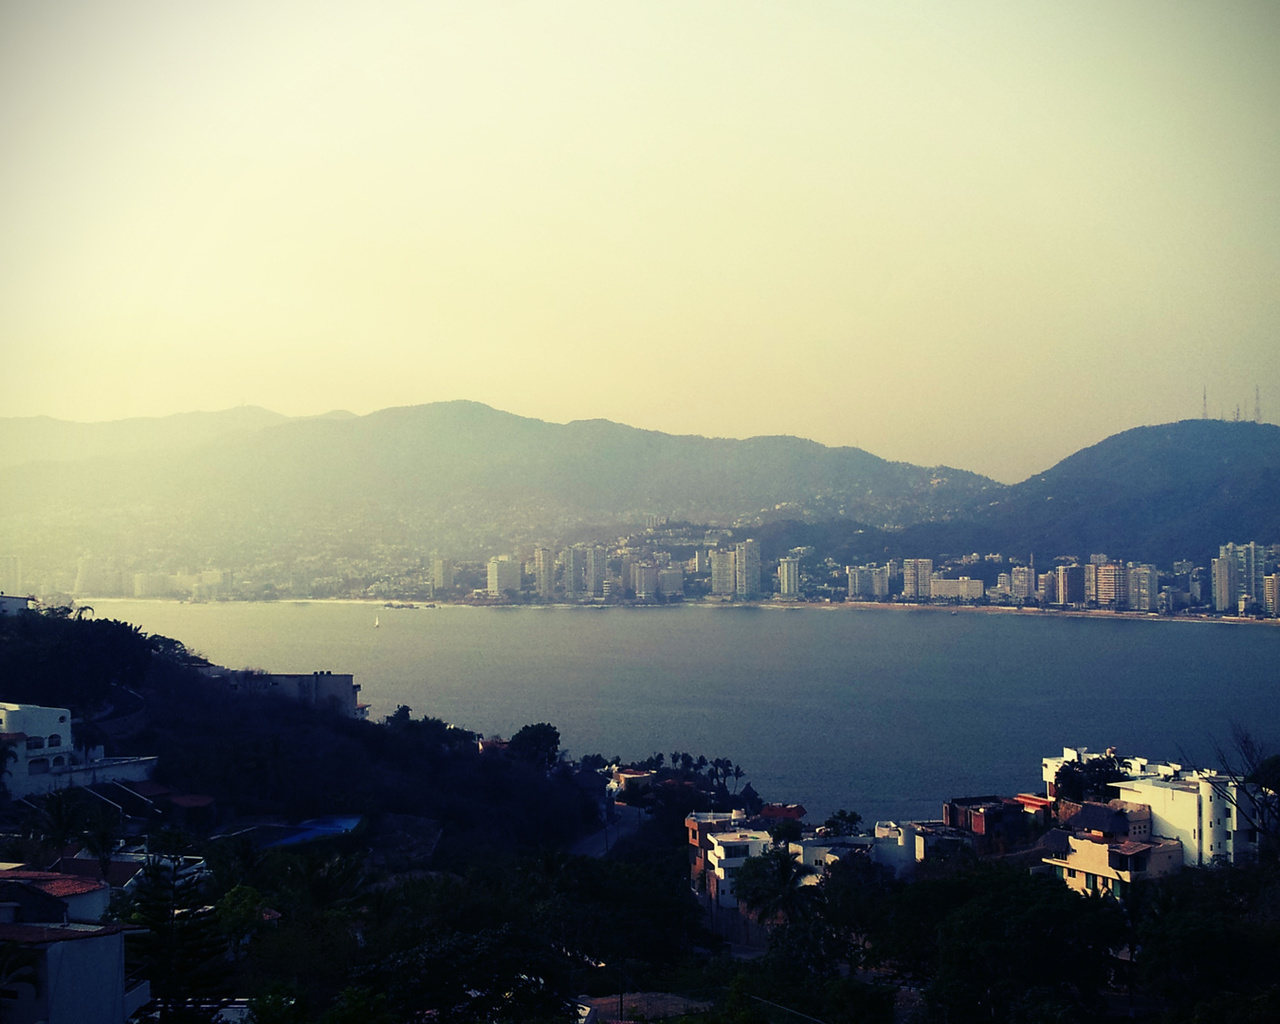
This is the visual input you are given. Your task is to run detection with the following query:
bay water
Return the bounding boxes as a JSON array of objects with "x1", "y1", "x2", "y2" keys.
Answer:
[{"x1": 93, "y1": 600, "x2": 1280, "y2": 826}]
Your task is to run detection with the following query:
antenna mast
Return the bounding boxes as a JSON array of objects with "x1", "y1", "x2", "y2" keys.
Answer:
[
  {"x1": 1256, "y1": 384, "x2": 1261, "y2": 423},
  {"x1": 1202, "y1": 386, "x2": 1207, "y2": 419}
]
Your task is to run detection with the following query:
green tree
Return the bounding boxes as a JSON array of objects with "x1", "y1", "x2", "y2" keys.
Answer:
[{"x1": 128, "y1": 854, "x2": 232, "y2": 1022}]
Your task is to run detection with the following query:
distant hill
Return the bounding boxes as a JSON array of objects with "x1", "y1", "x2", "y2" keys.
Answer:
[
  {"x1": 897, "y1": 420, "x2": 1280, "y2": 564},
  {"x1": 0, "y1": 406, "x2": 1274, "y2": 586},
  {"x1": 0, "y1": 402, "x2": 997, "y2": 585}
]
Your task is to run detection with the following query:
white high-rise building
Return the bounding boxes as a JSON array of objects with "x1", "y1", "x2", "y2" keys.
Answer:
[
  {"x1": 487, "y1": 556, "x2": 521, "y2": 597},
  {"x1": 534, "y1": 547, "x2": 555, "y2": 600},
  {"x1": 563, "y1": 547, "x2": 586, "y2": 599},
  {"x1": 735, "y1": 540, "x2": 761, "y2": 598},
  {"x1": 778, "y1": 557, "x2": 800, "y2": 598},
  {"x1": 585, "y1": 547, "x2": 607, "y2": 597},
  {"x1": 710, "y1": 550, "x2": 736, "y2": 596},
  {"x1": 633, "y1": 563, "x2": 659, "y2": 599},
  {"x1": 901, "y1": 559, "x2": 933, "y2": 599}
]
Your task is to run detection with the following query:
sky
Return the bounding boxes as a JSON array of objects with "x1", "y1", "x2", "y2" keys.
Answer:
[{"x1": 2, "y1": 1, "x2": 1277, "y2": 483}]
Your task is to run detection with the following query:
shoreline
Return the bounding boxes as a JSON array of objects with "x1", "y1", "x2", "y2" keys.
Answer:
[{"x1": 82, "y1": 595, "x2": 1279, "y2": 628}]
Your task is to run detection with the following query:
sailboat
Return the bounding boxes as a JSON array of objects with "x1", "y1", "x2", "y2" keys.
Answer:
[{"x1": 374, "y1": 615, "x2": 380, "y2": 628}]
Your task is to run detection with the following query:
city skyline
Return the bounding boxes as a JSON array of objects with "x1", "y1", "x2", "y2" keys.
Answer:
[{"x1": 3, "y1": 2, "x2": 1278, "y2": 483}]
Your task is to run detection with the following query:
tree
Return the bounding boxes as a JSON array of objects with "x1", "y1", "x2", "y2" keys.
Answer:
[
  {"x1": 1053, "y1": 755, "x2": 1125, "y2": 805},
  {"x1": 128, "y1": 853, "x2": 232, "y2": 1021},
  {"x1": 507, "y1": 723, "x2": 561, "y2": 771},
  {"x1": 1210, "y1": 724, "x2": 1280, "y2": 861},
  {"x1": 822, "y1": 808, "x2": 863, "y2": 836},
  {"x1": 735, "y1": 848, "x2": 817, "y2": 928},
  {"x1": 768, "y1": 819, "x2": 803, "y2": 847}
]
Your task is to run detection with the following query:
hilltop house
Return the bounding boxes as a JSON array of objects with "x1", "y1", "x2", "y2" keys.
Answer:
[
  {"x1": 0, "y1": 703, "x2": 157, "y2": 800},
  {"x1": 198, "y1": 667, "x2": 368, "y2": 719}
]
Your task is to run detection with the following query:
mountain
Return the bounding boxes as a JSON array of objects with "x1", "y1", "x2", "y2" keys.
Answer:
[
  {"x1": 0, "y1": 402, "x2": 998, "y2": 588},
  {"x1": 898, "y1": 420, "x2": 1280, "y2": 564},
  {"x1": 0, "y1": 407, "x2": 1274, "y2": 593}
]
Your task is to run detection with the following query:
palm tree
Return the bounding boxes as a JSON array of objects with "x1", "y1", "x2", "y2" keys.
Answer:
[{"x1": 734, "y1": 848, "x2": 818, "y2": 929}]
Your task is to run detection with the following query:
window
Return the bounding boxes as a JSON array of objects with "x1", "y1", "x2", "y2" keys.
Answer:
[
  {"x1": 25, "y1": 737, "x2": 43, "y2": 750},
  {"x1": 28, "y1": 758, "x2": 49, "y2": 775},
  {"x1": 47, "y1": 734, "x2": 61, "y2": 747},
  {"x1": 1085, "y1": 873, "x2": 1097, "y2": 890}
]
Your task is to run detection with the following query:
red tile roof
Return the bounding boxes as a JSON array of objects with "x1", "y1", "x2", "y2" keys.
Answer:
[{"x1": 0, "y1": 870, "x2": 107, "y2": 898}]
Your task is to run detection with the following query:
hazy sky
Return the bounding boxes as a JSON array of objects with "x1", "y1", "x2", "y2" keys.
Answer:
[{"x1": 2, "y1": 1, "x2": 1277, "y2": 482}]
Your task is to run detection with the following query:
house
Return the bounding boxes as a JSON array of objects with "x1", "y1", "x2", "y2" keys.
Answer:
[
  {"x1": 199, "y1": 667, "x2": 366, "y2": 719},
  {"x1": 0, "y1": 703, "x2": 158, "y2": 799},
  {"x1": 0, "y1": 873, "x2": 149, "y2": 1024},
  {"x1": 1042, "y1": 745, "x2": 1260, "y2": 867},
  {"x1": 1040, "y1": 801, "x2": 1183, "y2": 901},
  {"x1": 685, "y1": 810, "x2": 747, "y2": 887},
  {"x1": 705, "y1": 830, "x2": 772, "y2": 907},
  {"x1": 0, "y1": 594, "x2": 32, "y2": 616}
]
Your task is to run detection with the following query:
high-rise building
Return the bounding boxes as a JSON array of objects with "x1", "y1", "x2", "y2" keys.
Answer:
[
  {"x1": 1220, "y1": 542, "x2": 1265, "y2": 609},
  {"x1": 1127, "y1": 564, "x2": 1159, "y2": 612},
  {"x1": 658, "y1": 566, "x2": 684, "y2": 597},
  {"x1": 632, "y1": 562, "x2": 659, "y2": 599},
  {"x1": 778, "y1": 557, "x2": 800, "y2": 598},
  {"x1": 487, "y1": 556, "x2": 521, "y2": 597},
  {"x1": 902, "y1": 559, "x2": 933, "y2": 599},
  {"x1": 1265, "y1": 574, "x2": 1280, "y2": 617},
  {"x1": 1010, "y1": 566, "x2": 1034, "y2": 600},
  {"x1": 1211, "y1": 554, "x2": 1239, "y2": 612},
  {"x1": 585, "y1": 546, "x2": 607, "y2": 596},
  {"x1": 432, "y1": 558, "x2": 453, "y2": 592},
  {"x1": 736, "y1": 540, "x2": 761, "y2": 598},
  {"x1": 1055, "y1": 564, "x2": 1085, "y2": 607},
  {"x1": 710, "y1": 549, "x2": 736, "y2": 596},
  {"x1": 534, "y1": 547, "x2": 555, "y2": 600},
  {"x1": 1095, "y1": 563, "x2": 1128, "y2": 608},
  {"x1": 563, "y1": 546, "x2": 586, "y2": 599}
]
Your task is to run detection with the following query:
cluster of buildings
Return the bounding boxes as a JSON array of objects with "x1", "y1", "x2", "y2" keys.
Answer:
[
  {"x1": 686, "y1": 744, "x2": 1265, "y2": 916},
  {"x1": 843, "y1": 539, "x2": 1280, "y2": 617}
]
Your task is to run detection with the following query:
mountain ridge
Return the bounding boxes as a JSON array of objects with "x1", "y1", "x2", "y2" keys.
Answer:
[{"x1": 0, "y1": 405, "x2": 1275, "y2": 582}]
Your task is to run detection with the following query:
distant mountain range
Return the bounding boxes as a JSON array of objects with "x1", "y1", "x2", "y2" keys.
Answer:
[{"x1": 1, "y1": 403, "x2": 1276, "y2": 588}]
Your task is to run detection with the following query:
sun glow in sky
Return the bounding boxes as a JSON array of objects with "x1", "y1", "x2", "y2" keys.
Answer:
[{"x1": 2, "y1": 1, "x2": 1277, "y2": 481}]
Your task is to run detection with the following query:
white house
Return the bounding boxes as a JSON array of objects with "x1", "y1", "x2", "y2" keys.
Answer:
[
  {"x1": 705, "y1": 830, "x2": 772, "y2": 907},
  {"x1": 1042, "y1": 745, "x2": 1259, "y2": 867},
  {"x1": 0, "y1": 703, "x2": 157, "y2": 799}
]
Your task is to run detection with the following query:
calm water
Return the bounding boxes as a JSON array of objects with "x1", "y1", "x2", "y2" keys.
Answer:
[{"x1": 93, "y1": 600, "x2": 1280, "y2": 825}]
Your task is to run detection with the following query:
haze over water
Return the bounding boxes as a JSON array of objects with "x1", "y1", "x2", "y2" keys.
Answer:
[{"x1": 95, "y1": 601, "x2": 1280, "y2": 825}]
